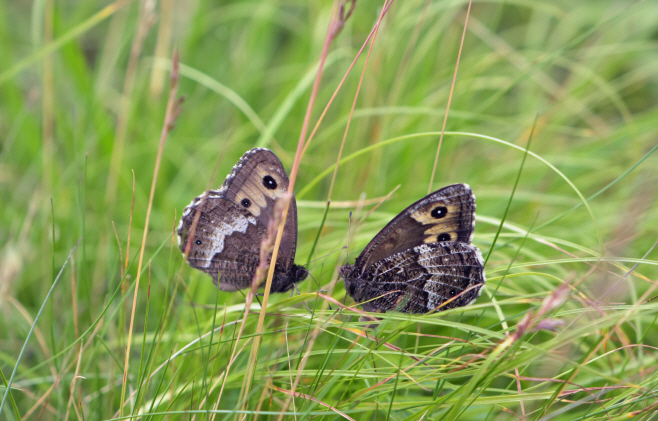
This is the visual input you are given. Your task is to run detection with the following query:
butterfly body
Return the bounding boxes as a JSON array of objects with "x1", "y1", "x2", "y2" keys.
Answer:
[
  {"x1": 341, "y1": 184, "x2": 485, "y2": 314},
  {"x1": 177, "y1": 148, "x2": 308, "y2": 293}
]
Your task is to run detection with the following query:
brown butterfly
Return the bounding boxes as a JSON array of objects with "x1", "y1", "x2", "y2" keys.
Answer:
[
  {"x1": 177, "y1": 148, "x2": 308, "y2": 292},
  {"x1": 340, "y1": 184, "x2": 485, "y2": 313}
]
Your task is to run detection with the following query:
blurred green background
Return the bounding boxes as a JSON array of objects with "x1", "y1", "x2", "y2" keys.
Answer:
[{"x1": 2, "y1": 0, "x2": 658, "y2": 419}]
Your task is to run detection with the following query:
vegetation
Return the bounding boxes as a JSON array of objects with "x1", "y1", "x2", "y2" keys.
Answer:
[{"x1": 1, "y1": 0, "x2": 658, "y2": 419}]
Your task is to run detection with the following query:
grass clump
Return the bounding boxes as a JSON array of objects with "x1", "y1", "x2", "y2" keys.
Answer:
[{"x1": 2, "y1": 0, "x2": 658, "y2": 420}]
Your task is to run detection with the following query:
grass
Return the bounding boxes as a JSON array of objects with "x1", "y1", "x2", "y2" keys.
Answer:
[{"x1": 2, "y1": 0, "x2": 658, "y2": 419}]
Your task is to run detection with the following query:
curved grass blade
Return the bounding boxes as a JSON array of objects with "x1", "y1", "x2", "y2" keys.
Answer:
[{"x1": 0, "y1": 239, "x2": 80, "y2": 416}]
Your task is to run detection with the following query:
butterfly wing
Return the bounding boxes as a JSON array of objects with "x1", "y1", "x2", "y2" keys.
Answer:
[
  {"x1": 178, "y1": 193, "x2": 267, "y2": 290},
  {"x1": 354, "y1": 184, "x2": 476, "y2": 272},
  {"x1": 345, "y1": 243, "x2": 485, "y2": 313},
  {"x1": 218, "y1": 148, "x2": 299, "y2": 273}
]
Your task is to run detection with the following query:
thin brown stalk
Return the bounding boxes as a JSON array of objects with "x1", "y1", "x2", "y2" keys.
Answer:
[
  {"x1": 26, "y1": 308, "x2": 106, "y2": 419},
  {"x1": 519, "y1": 236, "x2": 638, "y2": 350},
  {"x1": 111, "y1": 222, "x2": 124, "y2": 278},
  {"x1": 277, "y1": 5, "x2": 396, "y2": 416},
  {"x1": 64, "y1": 343, "x2": 84, "y2": 421},
  {"x1": 467, "y1": 17, "x2": 609, "y2": 134},
  {"x1": 343, "y1": 341, "x2": 443, "y2": 403},
  {"x1": 428, "y1": 0, "x2": 473, "y2": 193},
  {"x1": 500, "y1": 408, "x2": 523, "y2": 420},
  {"x1": 212, "y1": 336, "x2": 253, "y2": 420},
  {"x1": 515, "y1": 367, "x2": 526, "y2": 421},
  {"x1": 272, "y1": 386, "x2": 356, "y2": 421},
  {"x1": 284, "y1": 325, "x2": 297, "y2": 418},
  {"x1": 301, "y1": 0, "x2": 394, "y2": 159},
  {"x1": 384, "y1": 0, "x2": 431, "y2": 107},
  {"x1": 241, "y1": 0, "x2": 360, "y2": 411},
  {"x1": 125, "y1": 170, "x2": 136, "y2": 275},
  {"x1": 119, "y1": 51, "x2": 182, "y2": 417},
  {"x1": 318, "y1": 292, "x2": 434, "y2": 360},
  {"x1": 547, "y1": 272, "x2": 658, "y2": 415},
  {"x1": 236, "y1": 193, "x2": 290, "y2": 412},
  {"x1": 22, "y1": 382, "x2": 58, "y2": 419},
  {"x1": 326, "y1": 0, "x2": 375, "y2": 202},
  {"x1": 116, "y1": 322, "x2": 240, "y2": 415},
  {"x1": 201, "y1": 308, "x2": 227, "y2": 416},
  {"x1": 515, "y1": 375, "x2": 633, "y2": 401},
  {"x1": 628, "y1": 399, "x2": 658, "y2": 417},
  {"x1": 149, "y1": 0, "x2": 173, "y2": 97},
  {"x1": 31, "y1": 337, "x2": 81, "y2": 418},
  {"x1": 252, "y1": 378, "x2": 273, "y2": 421},
  {"x1": 105, "y1": 0, "x2": 156, "y2": 204},
  {"x1": 356, "y1": 185, "x2": 400, "y2": 226}
]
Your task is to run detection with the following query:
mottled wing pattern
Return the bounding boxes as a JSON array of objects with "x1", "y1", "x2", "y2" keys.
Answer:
[
  {"x1": 218, "y1": 148, "x2": 298, "y2": 272},
  {"x1": 341, "y1": 184, "x2": 485, "y2": 314},
  {"x1": 343, "y1": 243, "x2": 485, "y2": 313},
  {"x1": 355, "y1": 184, "x2": 476, "y2": 271},
  {"x1": 178, "y1": 194, "x2": 265, "y2": 290},
  {"x1": 177, "y1": 148, "x2": 306, "y2": 293}
]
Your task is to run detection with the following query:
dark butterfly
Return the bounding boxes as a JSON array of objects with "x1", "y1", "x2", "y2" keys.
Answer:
[
  {"x1": 340, "y1": 184, "x2": 485, "y2": 314},
  {"x1": 177, "y1": 148, "x2": 308, "y2": 293}
]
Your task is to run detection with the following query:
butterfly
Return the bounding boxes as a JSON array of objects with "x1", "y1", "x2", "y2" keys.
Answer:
[
  {"x1": 177, "y1": 148, "x2": 308, "y2": 293},
  {"x1": 340, "y1": 184, "x2": 485, "y2": 314}
]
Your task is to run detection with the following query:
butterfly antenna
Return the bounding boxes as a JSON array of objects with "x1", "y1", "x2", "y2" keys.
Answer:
[
  {"x1": 305, "y1": 271, "x2": 323, "y2": 291},
  {"x1": 290, "y1": 282, "x2": 315, "y2": 314}
]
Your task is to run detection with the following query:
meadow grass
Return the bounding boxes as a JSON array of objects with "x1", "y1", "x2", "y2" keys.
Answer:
[{"x1": 2, "y1": 0, "x2": 658, "y2": 419}]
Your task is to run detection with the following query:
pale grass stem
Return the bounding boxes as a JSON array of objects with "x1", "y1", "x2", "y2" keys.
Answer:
[
  {"x1": 125, "y1": 170, "x2": 136, "y2": 275},
  {"x1": 149, "y1": 0, "x2": 174, "y2": 98},
  {"x1": 427, "y1": 0, "x2": 473, "y2": 193},
  {"x1": 300, "y1": 0, "x2": 388, "y2": 159},
  {"x1": 277, "y1": 3, "x2": 395, "y2": 416},
  {"x1": 237, "y1": 194, "x2": 291, "y2": 411},
  {"x1": 105, "y1": 0, "x2": 156, "y2": 205},
  {"x1": 242, "y1": 0, "x2": 360, "y2": 413},
  {"x1": 119, "y1": 51, "x2": 182, "y2": 417}
]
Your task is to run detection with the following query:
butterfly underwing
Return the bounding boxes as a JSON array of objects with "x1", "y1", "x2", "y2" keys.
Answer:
[
  {"x1": 340, "y1": 184, "x2": 485, "y2": 314},
  {"x1": 177, "y1": 148, "x2": 308, "y2": 293}
]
